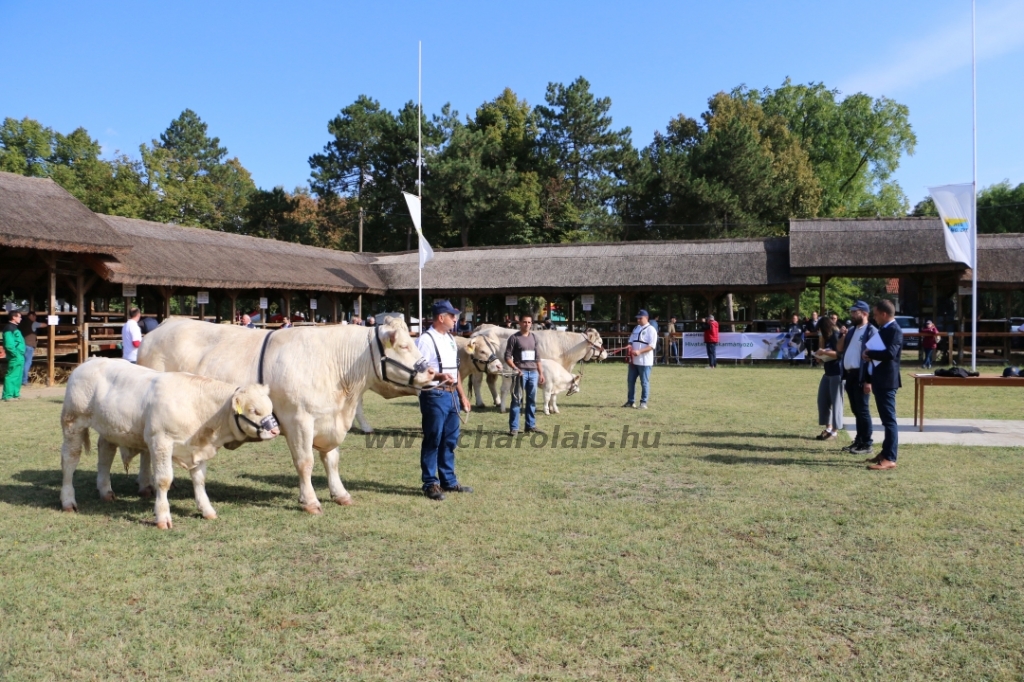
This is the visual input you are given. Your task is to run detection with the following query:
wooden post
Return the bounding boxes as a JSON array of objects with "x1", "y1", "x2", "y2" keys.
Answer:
[
  {"x1": 48, "y1": 262, "x2": 57, "y2": 387},
  {"x1": 228, "y1": 291, "x2": 238, "y2": 325},
  {"x1": 283, "y1": 293, "x2": 291, "y2": 323},
  {"x1": 957, "y1": 292, "x2": 965, "y2": 366},
  {"x1": 819, "y1": 276, "x2": 829, "y2": 316},
  {"x1": 76, "y1": 273, "x2": 86, "y2": 362},
  {"x1": 726, "y1": 292, "x2": 735, "y2": 333},
  {"x1": 750, "y1": 295, "x2": 759, "y2": 334},
  {"x1": 792, "y1": 291, "x2": 801, "y2": 318},
  {"x1": 570, "y1": 296, "x2": 575, "y2": 332},
  {"x1": 1005, "y1": 290, "x2": 1013, "y2": 363}
]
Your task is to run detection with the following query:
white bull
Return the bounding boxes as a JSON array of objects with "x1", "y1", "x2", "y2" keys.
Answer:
[
  {"x1": 471, "y1": 326, "x2": 606, "y2": 412},
  {"x1": 138, "y1": 317, "x2": 434, "y2": 513},
  {"x1": 539, "y1": 358, "x2": 583, "y2": 415},
  {"x1": 60, "y1": 357, "x2": 278, "y2": 529}
]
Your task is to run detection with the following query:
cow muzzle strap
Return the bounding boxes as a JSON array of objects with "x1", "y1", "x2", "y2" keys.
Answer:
[
  {"x1": 372, "y1": 327, "x2": 428, "y2": 388},
  {"x1": 234, "y1": 412, "x2": 280, "y2": 440}
]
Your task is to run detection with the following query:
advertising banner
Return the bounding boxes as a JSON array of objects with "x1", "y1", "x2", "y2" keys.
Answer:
[{"x1": 681, "y1": 332, "x2": 805, "y2": 360}]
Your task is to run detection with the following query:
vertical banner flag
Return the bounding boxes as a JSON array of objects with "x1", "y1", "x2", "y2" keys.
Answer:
[
  {"x1": 928, "y1": 183, "x2": 975, "y2": 269},
  {"x1": 402, "y1": 192, "x2": 434, "y2": 269}
]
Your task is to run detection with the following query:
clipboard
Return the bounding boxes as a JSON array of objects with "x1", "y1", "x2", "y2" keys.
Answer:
[{"x1": 864, "y1": 330, "x2": 885, "y2": 368}]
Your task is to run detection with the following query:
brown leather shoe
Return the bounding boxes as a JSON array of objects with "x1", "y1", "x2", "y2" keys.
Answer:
[
  {"x1": 867, "y1": 459, "x2": 897, "y2": 471},
  {"x1": 863, "y1": 455, "x2": 882, "y2": 464}
]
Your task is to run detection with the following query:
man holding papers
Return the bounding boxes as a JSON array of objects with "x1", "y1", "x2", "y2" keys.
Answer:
[{"x1": 861, "y1": 300, "x2": 903, "y2": 470}]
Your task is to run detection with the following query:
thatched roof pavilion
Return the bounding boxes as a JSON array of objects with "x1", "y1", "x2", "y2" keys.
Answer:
[
  {"x1": 788, "y1": 217, "x2": 959, "y2": 275},
  {"x1": 95, "y1": 215, "x2": 385, "y2": 295},
  {"x1": 0, "y1": 173, "x2": 127, "y2": 258},
  {"x1": 965, "y1": 234, "x2": 1024, "y2": 290},
  {"x1": 369, "y1": 237, "x2": 804, "y2": 296}
]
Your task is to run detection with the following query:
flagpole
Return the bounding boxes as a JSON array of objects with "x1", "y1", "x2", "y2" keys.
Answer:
[
  {"x1": 417, "y1": 40, "x2": 423, "y2": 335},
  {"x1": 970, "y1": 0, "x2": 978, "y2": 371}
]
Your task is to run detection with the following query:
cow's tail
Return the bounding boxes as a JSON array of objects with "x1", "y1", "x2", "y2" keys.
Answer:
[{"x1": 466, "y1": 376, "x2": 475, "y2": 401}]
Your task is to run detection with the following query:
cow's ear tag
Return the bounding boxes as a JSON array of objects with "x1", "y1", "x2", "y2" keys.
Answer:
[{"x1": 235, "y1": 404, "x2": 244, "y2": 415}]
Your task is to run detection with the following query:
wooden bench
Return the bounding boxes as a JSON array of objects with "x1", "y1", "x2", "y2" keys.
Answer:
[{"x1": 912, "y1": 373, "x2": 1024, "y2": 431}]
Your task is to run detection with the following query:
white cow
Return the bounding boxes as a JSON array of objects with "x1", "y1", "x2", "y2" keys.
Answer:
[
  {"x1": 138, "y1": 317, "x2": 435, "y2": 513},
  {"x1": 60, "y1": 357, "x2": 279, "y2": 529},
  {"x1": 470, "y1": 326, "x2": 606, "y2": 412},
  {"x1": 540, "y1": 358, "x2": 583, "y2": 415}
]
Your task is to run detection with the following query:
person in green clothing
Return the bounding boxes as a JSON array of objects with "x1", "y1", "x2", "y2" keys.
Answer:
[{"x1": 3, "y1": 310, "x2": 25, "y2": 401}]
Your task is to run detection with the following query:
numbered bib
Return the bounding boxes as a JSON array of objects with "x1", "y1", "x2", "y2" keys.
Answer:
[{"x1": 520, "y1": 349, "x2": 536, "y2": 361}]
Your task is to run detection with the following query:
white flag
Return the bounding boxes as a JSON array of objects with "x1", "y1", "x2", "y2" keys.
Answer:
[
  {"x1": 928, "y1": 183, "x2": 975, "y2": 269},
  {"x1": 402, "y1": 192, "x2": 434, "y2": 269}
]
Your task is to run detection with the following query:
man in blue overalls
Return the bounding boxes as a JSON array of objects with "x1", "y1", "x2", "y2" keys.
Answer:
[{"x1": 415, "y1": 300, "x2": 473, "y2": 501}]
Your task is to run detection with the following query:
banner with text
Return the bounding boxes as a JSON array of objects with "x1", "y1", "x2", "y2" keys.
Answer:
[{"x1": 681, "y1": 332, "x2": 805, "y2": 360}]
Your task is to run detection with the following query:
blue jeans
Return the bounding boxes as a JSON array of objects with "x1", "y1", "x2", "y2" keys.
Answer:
[
  {"x1": 22, "y1": 346, "x2": 34, "y2": 385},
  {"x1": 509, "y1": 370, "x2": 538, "y2": 432},
  {"x1": 627, "y1": 364, "x2": 651, "y2": 404},
  {"x1": 874, "y1": 387, "x2": 899, "y2": 462},
  {"x1": 419, "y1": 388, "x2": 461, "y2": 489},
  {"x1": 844, "y1": 370, "x2": 873, "y2": 447},
  {"x1": 923, "y1": 348, "x2": 935, "y2": 368},
  {"x1": 706, "y1": 342, "x2": 717, "y2": 367}
]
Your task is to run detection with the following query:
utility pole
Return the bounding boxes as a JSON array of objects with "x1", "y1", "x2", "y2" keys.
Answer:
[{"x1": 358, "y1": 207, "x2": 364, "y2": 321}]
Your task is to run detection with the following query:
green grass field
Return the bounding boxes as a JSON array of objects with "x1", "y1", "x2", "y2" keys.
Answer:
[{"x1": 1, "y1": 364, "x2": 1023, "y2": 681}]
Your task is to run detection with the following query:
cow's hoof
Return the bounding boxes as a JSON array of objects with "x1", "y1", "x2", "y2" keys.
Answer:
[
  {"x1": 333, "y1": 494, "x2": 353, "y2": 506},
  {"x1": 138, "y1": 486, "x2": 155, "y2": 498},
  {"x1": 156, "y1": 518, "x2": 173, "y2": 530},
  {"x1": 202, "y1": 510, "x2": 217, "y2": 520},
  {"x1": 302, "y1": 503, "x2": 323, "y2": 515},
  {"x1": 62, "y1": 503, "x2": 78, "y2": 513},
  {"x1": 101, "y1": 491, "x2": 116, "y2": 502}
]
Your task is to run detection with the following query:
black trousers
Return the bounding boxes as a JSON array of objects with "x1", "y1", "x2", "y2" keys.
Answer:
[{"x1": 844, "y1": 369, "x2": 873, "y2": 446}]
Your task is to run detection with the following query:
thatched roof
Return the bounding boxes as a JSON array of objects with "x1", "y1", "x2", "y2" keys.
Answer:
[
  {"x1": 962, "y1": 233, "x2": 1024, "y2": 288},
  {"x1": 95, "y1": 215, "x2": 386, "y2": 294},
  {"x1": 788, "y1": 217, "x2": 960, "y2": 275},
  {"x1": 369, "y1": 237, "x2": 803, "y2": 295},
  {"x1": 0, "y1": 171, "x2": 127, "y2": 256}
]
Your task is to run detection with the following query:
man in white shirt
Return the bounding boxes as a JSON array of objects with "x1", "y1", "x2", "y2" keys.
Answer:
[
  {"x1": 121, "y1": 308, "x2": 142, "y2": 363},
  {"x1": 415, "y1": 300, "x2": 472, "y2": 501},
  {"x1": 838, "y1": 300, "x2": 875, "y2": 455},
  {"x1": 623, "y1": 309, "x2": 657, "y2": 409}
]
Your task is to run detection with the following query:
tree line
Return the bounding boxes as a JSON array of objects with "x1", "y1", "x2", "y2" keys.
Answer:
[{"x1": 2, "y1": 77, "x2": 1021, "y2": 254}]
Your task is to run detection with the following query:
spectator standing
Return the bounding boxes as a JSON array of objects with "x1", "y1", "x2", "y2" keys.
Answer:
[
  {"x1": 839, "y1": 301, "x2": 875, "y2": 456},
  {"x1": 701, "y1": 315, "x2": 719, "y2": 369},
  {"x1": 667, "y1": 317, "x2": 680, "y2": 364},
  {"x1": 505, "y1": 313, "x2": 546, "y2": 434},
  {"x1": 804, "y1": 312, "x2": 820, "y2": 366},
  {"x1": 241, "y1": 314, "x2": 256, "y2": 329},
  {"x1": 863, "y1": 299, "x2": 903, "y2": 471},
  {"x1": 121, "y1": 308, "x2": 142, "y2": 364},
  {"x1": 3, "y1": 310, "x2": 25, "y2": 401},
  {"x1": 366, "y1": 316, "x2": 376, "y2": 327},
  {"x1": 650, "y1": 315, "x2": 660, "y2": 334},
  {"x1": 17, "y1": 311, "x2": 45, "y2": 386},
  {"x1": 921, "y1": 320, "x2": 940, "y2": 369},
  {"x1": 623, "y1": 310, "x2": 657, "y2": 408},
  {"x1": 456, "y1": 314, "x2": 473, "y2": 334},
  {"x1": 787, "y1": 314, "x2": 804, "y2": 365},
  {"x1": 813, "y1": 317, "x2": 844, "y2": 440},
  {"x1": 415, "y1": 300, "x2": 472, "y2": 500}
]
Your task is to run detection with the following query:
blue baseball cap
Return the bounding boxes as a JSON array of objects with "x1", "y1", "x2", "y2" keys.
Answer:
[
  {"x1": 431, "y1": 299, "x2": 460, "y2": 317},
  {"x1": 849, "y1": 300, "x2": 870, "y2": 313},
  {"x1": 636, "y1": 309, "x2": 650, "y2": 318}
]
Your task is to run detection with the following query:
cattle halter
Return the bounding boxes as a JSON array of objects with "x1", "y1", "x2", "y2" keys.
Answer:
[
  {"x1": 370, "y1": 326, "x2": 429, "y2": 388},
  {"x1": 470, "y1": 335, "x2": 501, "y2": 373},
  {"x1": 234, "y1": 411, "x2": 279, "y2": 440}
]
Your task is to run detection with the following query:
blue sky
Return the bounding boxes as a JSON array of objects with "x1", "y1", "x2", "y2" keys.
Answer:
[{"x1": 2, "y1": 0, "x2": 1022, "y2": 209}]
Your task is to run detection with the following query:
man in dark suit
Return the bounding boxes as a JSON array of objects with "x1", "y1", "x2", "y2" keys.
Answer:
[
  {"x1": 838, "y1": 301, "x2": 875, "y2": 456},
  {"x1": 862, "y1": 299, "x2": 902, "y2": 470}
]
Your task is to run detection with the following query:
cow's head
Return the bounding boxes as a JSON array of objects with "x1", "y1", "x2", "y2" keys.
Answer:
[
  {"x1": 466, "y1": 331, "x2": 503, "y2": 374},
  {"x1": 583, "y1": 328, "x2": 608, "y2": 362},
  {"x1": 375, "y1": 318, "x2": 435, "y2": 389},
  {"x1": 232, "y1": 384, "x2": 280, "y2": 440},
  {"x1": 567, "y1": 373, "x2": 583, "y2": 397}
]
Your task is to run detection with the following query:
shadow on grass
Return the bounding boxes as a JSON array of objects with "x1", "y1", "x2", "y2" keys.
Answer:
[
  {"x1": 5, "y1": 468, "x2": 293, "y2": 516},
  {"x1": 688, "y1": 430, "x2": 808, "y2": 440},
  {"x1": 238, "y1": 473, "x2": 423, "y2": 498},
  {"x1": 691, "y1": 441, "x2": 844, "y2": 454},
  {"x1": 700, "y1": 453, "x2": 854, "y2": 467}
]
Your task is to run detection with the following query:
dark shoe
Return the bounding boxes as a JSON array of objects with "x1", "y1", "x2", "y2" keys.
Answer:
[
  {"x1": 441, "y1": 483, "x2": 473, "y2": 493},
  {"x1": 867, "y1": 459, "x2": 897, "y2": 471},
  {"x1": 507, "y1": 429, "x2": 519, "y2": 437},
  {"x1": 850, "y1": 445, "x2": 874, "y2": 456},
  {"x1": 621, "y1": 401, "x2": 634, "y2": 408},
  {"x1": 525, "y1": 427, "x2": 545, "y2": 435},
  {"x1": 863, "y1": 455, "x2": 883, "y2": 464},
  {"x1": 423, "y1": 484, "x2": 446, "y2": 501},
  {"x1": 815, "y1": 430, "x2": 830, "y2": 440},
  {"x1": 841, "y1": 442, "x2": 861, "y2": 453}
]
